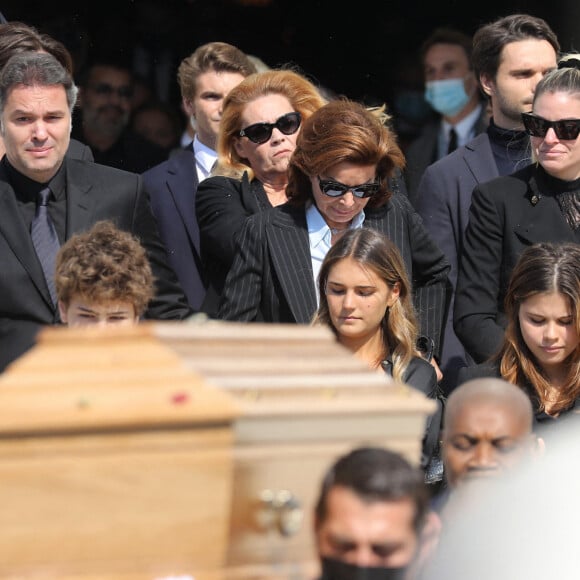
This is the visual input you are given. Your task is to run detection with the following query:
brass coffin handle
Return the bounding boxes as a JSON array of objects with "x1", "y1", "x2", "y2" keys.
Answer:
[{"x1": 257, "y1": 489, "x2": 304, "y2": 537}]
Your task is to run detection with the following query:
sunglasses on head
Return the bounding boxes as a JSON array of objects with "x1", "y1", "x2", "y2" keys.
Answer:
[
  {"x1": 89, "y1": 82, "x2": 134, "y2": 99},
  {"x1": 521, "y1": 112, "x2": 580, "y2": 140},
  {"x1": 317, "y1": 176, "x2": 380, "y2": 199},
  {"x1": 239, "y1": 111, "x2": 301, "y2": 144}
]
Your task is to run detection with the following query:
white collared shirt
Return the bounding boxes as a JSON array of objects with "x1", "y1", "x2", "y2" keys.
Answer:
[
  {"x1": 306, "y1": 202, "x2": 366, "y2": 305},
  {"x1": 193, "y1": 135, "x2": 218, "y2": 182},
  {"x1": 439, "y1": 103, "x2": 483, "y2": 159}
]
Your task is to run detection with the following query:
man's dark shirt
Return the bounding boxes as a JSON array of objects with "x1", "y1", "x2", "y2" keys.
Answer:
[
  {"x1": 71, "y1": 122, "x2": 168, "y2": 174},
  {"x1": 7, "y1": 158, "x2": 67, "y2": 242}
]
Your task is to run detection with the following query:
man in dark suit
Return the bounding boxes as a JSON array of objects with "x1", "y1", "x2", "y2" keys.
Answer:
[
  {"x1": 0, "y1": 20, "x2": 94, "y2": 162},
  {"x1": 0, "y1": 51, "x2": 193, "y2": 372},
  {"x1": 404, "y1": 27, "x2": 488, "y2": 207},
  {"x1": 414, "y1": 14, "x2": 559, "y2": 391},
  {"x1": 142, "y1": 42, "x2": 256, "y2": 310}
]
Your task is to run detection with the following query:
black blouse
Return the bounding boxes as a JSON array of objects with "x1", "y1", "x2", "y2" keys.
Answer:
[{"x1": 457, "y1": 361, "x2": 580, "y2": 426}]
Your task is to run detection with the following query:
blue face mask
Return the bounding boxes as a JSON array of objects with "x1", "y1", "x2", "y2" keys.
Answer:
[
  {"x1": 320, "y1": 556, "x2": 407, "y2": 580},
  {"x1": 424, "y1": 78, "x2": 470, "y2": 117}
]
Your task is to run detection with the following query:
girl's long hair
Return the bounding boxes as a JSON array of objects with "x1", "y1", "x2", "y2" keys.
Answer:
[
  {"x1": 313, "y1": 228, "x2": 418, "y2": 381},
  {"x1": 496, "y1": 242, "x2": 580, "y2": 412}
]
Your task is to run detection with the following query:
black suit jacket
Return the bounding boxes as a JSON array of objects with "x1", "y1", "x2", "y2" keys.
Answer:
[
  {"x1": 71, "y1": 116, "x2": 168, "y2": 174},
  {"x1": 218, "y1": 195, "x2": 451, "y2": 353},
  {"x1": 0, "y1": 158, "x2": 193, "y2": 371},
  {"x1": 143, "y1": 145, "x2": 206, "y2": 310},
  {"x1": 196, "y1": 173, "x2": 267, "y2": 316},
  {"x1": 197, "y1": 170, "x2": 415, "y2": 317},
  {"x1": 456, "y1": 361, "x2": 499, "y2": 386},
  {"x1": 454, "y1": 164, "x2": 580, "y2": 363},
  {"x1": 404, "y1": 105, "x2": 489, "y2": 207},
  {"x1": 415, "y1": 133, "x2": 499, "y2": 388},
  {"x1": 68, "y1": 138, "x2": 94, "y2": 162}
]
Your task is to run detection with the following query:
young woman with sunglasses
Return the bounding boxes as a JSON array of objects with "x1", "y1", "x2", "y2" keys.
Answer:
[
  {"x1": 218, "y1": 99, "x2": 451, "y2": 377},
  {"x1": 457, "y1": 242, "x2": 580, "y2": 425},
  {"x1": 195, "y1": 69, "x2": 327, "y2": 315},
  {"x1": 454, "y1": 53, "x2": 580, "y2": 366}
]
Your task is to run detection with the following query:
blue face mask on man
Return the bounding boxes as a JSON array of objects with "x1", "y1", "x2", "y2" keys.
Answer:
[
  {"x1": 320, "y1": 556, "x2": 407, "y2": 580},
  {"x1": 424, "y1": 77, "x2": 470, "y2": 117}
]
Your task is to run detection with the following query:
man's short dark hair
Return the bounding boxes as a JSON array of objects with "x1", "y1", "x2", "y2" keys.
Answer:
[
  {"x1": 420, "y1": 27, "x2": 474, "y2": 66},
  {"x1": 472, "y1": 13, "x2": 560, "y2": 83},
  {"x1": 0, "y1": 21, "x2": 74, "y2": 73},
  {"x1": 315, "y1": 447, "x2": 429, "y2": 532},
  {"x1": 0, "y1": 51, "x2": 77, "y2": 114}
]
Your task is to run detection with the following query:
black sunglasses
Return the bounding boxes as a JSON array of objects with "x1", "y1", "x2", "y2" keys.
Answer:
[
  {"x1": 317, "y1": 176, "x2": 380, "y2": 199},
  {"x1": 239, "y1": 111, "x2": 301, "y2": 144},
  {"x1": 89, "y1": 82, "x2": 134, "y2": 99},
  {"x1": 521, "y1": 112, "x2": 580, "y2": 140}
]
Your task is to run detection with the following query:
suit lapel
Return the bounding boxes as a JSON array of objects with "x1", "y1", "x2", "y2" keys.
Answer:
[
  {"x1": 464, "y1": 135, "x2": 499, "y2": 184},
  {"x1": 65, "y1": 159, "x2": 92, "y2": 237},
  {"x1": 267, "y1": 206, "x2": 317, "y2": 323},
  {"x1": 0, "y1": 175, "x2": 53, "y2": 307},
  {"x1": 365, "y1": 204, "x2": 395, "y2": 240},
  {"x1": 167, "y1": 149, "x2": 200, "y2": 249},
  {"x1": 242, "y1": 172, "x2": 263, "y2": 214}
]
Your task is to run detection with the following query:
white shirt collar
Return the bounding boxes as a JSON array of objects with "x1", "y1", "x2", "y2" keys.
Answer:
[
  {"x1": 193, "y1": 135, "x2": 218, "y2": 180},
  {"x1": 306, "y1": 202, "x2": 366, "y2": 248},
  {"x1": 306, "y1": 203, "x2": 366, "y2": 305},
  {"x1": 442, "y1": 103, "x2": 483, "y2": 144}
]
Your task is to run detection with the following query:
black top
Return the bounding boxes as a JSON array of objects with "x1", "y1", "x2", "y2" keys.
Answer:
[
  {"x1": 457, "y1": 361, "x2": 580, "y2": 427},
  {"x1": 71, "y1": 120, "x2": 168, "y2": 174},
  {"x1": 383, "y1": 355, "x2": 443, "y2": 474},
  {"x1": 382, "y1": 354, "x2": 438, "y2": 397},
  {"x1": 5, "y1": 158, "x2": 67, "y2": 243},
  {"x1": 486, "y1": 118, "x2": 530, "y2": 177}
]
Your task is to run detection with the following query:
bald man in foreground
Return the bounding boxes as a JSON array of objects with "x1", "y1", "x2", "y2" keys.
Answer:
[{"x1": 434, "y1": 378, "x2": 539, "y2": 513}]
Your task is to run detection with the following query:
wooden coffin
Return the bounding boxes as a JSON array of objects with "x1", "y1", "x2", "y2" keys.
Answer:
[
  {"x1": 154, "y1": 320, "x2": 436, "y2": 579},
  {"x1": 0, "y1": 320, "x2": 436, "y2": 580},
  {"x1": 0, "y1": 324, "x2": 240, "y2": 580}
]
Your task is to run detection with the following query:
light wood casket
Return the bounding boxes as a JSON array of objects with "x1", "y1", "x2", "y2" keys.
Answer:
[{"x1": 0, "y1": 320, "x2": 436, "y2": 579}]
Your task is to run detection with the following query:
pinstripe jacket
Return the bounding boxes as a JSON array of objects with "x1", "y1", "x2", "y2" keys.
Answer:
[{"x1": 218, "y1": 193, "x2": 451, "y2": 354}]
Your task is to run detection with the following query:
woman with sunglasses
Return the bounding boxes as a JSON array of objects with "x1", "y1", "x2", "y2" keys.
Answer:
[
  {"x1": 195, "y1": 69, "x2": 327, "y2": 315},
  {"x1": 218, "y1": 99, "x2": 451, "y2": 373},
  {"x1": 454, "y1": 53, "x2": 580, "y2": 366},
  {"x1": 457, "y1": 242, "x2": 580, "y2": 425}
]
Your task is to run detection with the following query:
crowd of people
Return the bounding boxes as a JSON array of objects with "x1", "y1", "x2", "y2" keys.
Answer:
[{"x1": 0, "y1": 8, "x2": 578, "y2": 579}]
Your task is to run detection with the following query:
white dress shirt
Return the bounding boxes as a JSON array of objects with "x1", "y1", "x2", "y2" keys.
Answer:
[
  {"x1": 306, "y1": 202, "x2": 366, "y2": 305},
  {"x1": 439, "y1": 103, "x2": 483, "y2": 159},
  {"x1": 193, "y1": 135, "x2": 218, "y2": 183}
]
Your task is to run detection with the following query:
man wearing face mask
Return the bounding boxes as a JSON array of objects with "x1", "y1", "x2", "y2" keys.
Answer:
[
  {"x1": 314, "y1": 447, "x2": 440, "y2": 580},
  {"x1": 413, "y1": 14, "x2": 559, "y2": 393},
  {"x1": 404, "y1": 27, "x2": 488, "y2": 206}
]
